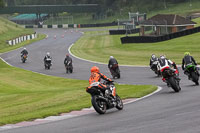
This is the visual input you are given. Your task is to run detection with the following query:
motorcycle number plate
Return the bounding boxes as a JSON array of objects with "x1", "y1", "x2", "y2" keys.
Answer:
[{"x1": 90, "y1": 82, "x2": 100, "y2": 87}]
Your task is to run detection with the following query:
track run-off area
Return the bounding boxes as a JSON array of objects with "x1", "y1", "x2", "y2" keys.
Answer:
[{"x1": 1, "y1": 29, "x2": 200, "y2": 133}]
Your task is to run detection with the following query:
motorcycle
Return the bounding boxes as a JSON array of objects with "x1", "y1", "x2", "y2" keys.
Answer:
[
  {"x1": 150, "y1": 61, "x2": 161, "y2": 76},
  {"x1": 65, "y1": 62, "x2": 73, "y2": 73},
  {"x1": 110, "y1": 64, "x2": 120, "y2": 79},
  {"x1": 162, "y1": 68, "x2": 181, "y2": 92},
  {"x1": 21, "y1": 54, "x2": 27, "y2": 63},
  {"x1": 86, "y1": 81, "x2": 123, "y2": 114},
  {"x1": 185, "y1": 65, "x2": 199, "y2": 85},
  {"x1": 44, "y1": 58, "x2": 52, "y2": 69}
]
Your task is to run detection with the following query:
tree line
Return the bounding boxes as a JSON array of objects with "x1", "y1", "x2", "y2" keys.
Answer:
[{"x1": 2, "y1": 0, "x2": 194, "y2": 13}]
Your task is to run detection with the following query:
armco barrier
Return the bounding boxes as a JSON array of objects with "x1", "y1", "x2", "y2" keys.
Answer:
[
  {"x1": 80, "y1": 22, "x2": 117, "y2": 28},
  {"x1": 109, "y1": 28, "x2": 140, "y2": 35},
  {"x1": 7, "y1": 33, "x2": 37, "y2": 46},
  {"x1": 121, "y1": 26, "x2": 200, "y2": 44},
  {"x1": 23, "y1": 22, "x2": 118, "y2": 29}
]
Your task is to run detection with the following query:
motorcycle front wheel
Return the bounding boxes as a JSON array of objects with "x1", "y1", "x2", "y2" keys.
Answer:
[
  {"x1": 115, "y1": 95, "x2": 123, "y2": 110},
  {"x1": 92, "y1": 96, "x2": 106, "y2": 114}
]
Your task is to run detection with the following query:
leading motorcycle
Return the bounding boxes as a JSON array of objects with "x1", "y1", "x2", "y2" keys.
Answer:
[
  {"x1": 86, "y1": 81, "x2": 123, "y2": 114},
  {"x1": 162, "y1": 68, "x2": 181, "y2": 92},
  {"x1": 44, "y1": 58, "x2": 52, "y2": 69},
  {"x1": 21, "y1": 54, "x2": 27, "y2": 63}
]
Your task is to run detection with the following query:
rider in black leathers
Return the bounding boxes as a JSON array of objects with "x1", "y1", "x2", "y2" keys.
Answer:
[
  {"x1": 149, "y1": 54, "x2": 158, "y2": 69},
  {"x1": 21, "y1": 48, "x2": 28, "y2": 57},
  {"x1": 182, "y1": 52, "x2": 197, "y2": 70},
  {"x1": 108, "y1": 56, "x2": 119, "y2": 75},
  {"x1": 64, "y1": 54, "x2": 73, "y2": 73},
  {"x1": 182, "y1": 52, "x2": 199, "y2": 77},
  {"x1": 108, "y1": 56, "x2": 118, "y2": 69},
  {"x1": 44, "y1": 52, "x2": 52, "y2": 65}
]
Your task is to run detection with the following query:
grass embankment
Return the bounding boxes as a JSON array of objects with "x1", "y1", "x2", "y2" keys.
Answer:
[
  {"x1": 71, "y1": 30, "x2": 200, "y2": 66},
  {"x1": 0, "y1": 17, "x2": 46, "y2": 53},
  {"x1": 0, "y1": 17, "x2": 157, "y2": 125},
  {"x1": 0, "y1": 59, "x2": 157, "y2": 125},
  {"x1": 43, "y1": 0, "x2": 200, "y2": 24}
]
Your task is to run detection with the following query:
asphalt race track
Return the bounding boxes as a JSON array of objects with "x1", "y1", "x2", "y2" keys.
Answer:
[{"x1": 1, "y1": 29, "x2": 200, "y2": 133}]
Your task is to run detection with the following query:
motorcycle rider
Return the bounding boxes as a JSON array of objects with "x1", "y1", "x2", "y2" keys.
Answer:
[
  {"x1": 21, "y1": 47, "x2": 28, "y2": 57},
  {"x1": 88, "y1": 66, "x2": 114, "y2": 96},
  {"x1": 158, "y1": 55, "x2": 179, "y2": 86},
  {"x1": 182, "y1": 52, "x2": 199, "y2": 79},
  {"x1": 44, "y1": 52, "x2": 52, "y2": 65},
  {"x1": 149, "y1": 54, "x2": 158, "y2": 69},
  {"x1": 64, "y1": 54, "x2": 73, "y2": 73},
  {"x1": 108, "y1": 56, "x2": 119, "y2": 76}
]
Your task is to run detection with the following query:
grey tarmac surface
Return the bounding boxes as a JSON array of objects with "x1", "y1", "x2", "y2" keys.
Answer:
[{"x1": 1, "y1": 29, "x2": 200, "y2": 133}]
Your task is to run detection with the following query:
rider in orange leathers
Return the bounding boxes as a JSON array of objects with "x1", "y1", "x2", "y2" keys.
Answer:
[{"x1": 88, "y1": 66, "x2": 112, "y2": 91}]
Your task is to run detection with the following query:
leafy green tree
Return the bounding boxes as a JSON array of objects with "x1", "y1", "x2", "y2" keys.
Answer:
[
  {"x1": 13, "y1": 0, "x2": 197, "y2": 12},
  {"x1": 0, "y1": 0, "x2": 5, "y2": 7}
]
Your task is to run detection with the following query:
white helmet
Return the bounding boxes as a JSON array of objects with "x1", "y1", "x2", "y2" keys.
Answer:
[
  {"x1": 47, "y1": 52, "x2": 50, "y2": 56},
  {"x1": 160, "y1": 55, "x2": 165, "y2": 59},
  {"x1": 151, "y1": 54, "x2": 156, "y2": 59},
  {"x1": 23, "y1": 47, "x2": 26, "y2": 50},
  {"x1": 110, "y1": 56, "x2": 114, "y2": 59}
]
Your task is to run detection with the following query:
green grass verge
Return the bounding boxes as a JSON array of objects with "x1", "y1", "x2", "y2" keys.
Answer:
[
  {"x1": 0, "y1": 34, "x2": 46, "y2": 53},
  {"x1": 42, "y1": 0, "x2": 200, "y2": 24},
  {"x1": 0, "y1": 17, "x2": 46, "y2": 53},
  {"x1": 0, "y1": 17, "x2": 157, "y2": 126},
  {"x1": 71, "y1": 30, "x2": 200, "y2": 66},
  {"x1": 0, "y1": 59, "x2": 157, "y2": 125}
]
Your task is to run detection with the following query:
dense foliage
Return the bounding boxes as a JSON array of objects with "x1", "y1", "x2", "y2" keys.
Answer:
[
  {"x1": 0, "y1": 0, "x2": 4, "y2": 7},
  {"x1": 5, "y1": 0, "x2": 193, "y2": 12}
]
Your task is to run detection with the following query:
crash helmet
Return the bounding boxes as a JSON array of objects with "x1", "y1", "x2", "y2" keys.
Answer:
[
  {"x1": 151, "y1": 54, "x2": 156, "y2": 59},
  {"x1": 47, "y1": 52, "x2": 50, "y2": 56},
  {"x1": 23, "y1": 47, "x2": 26, "y2": 50},
  {"x1": 66, "y1": 54, "x2": 69, "y2": 57},
  {"x1": 110, "y1": 56, "x2": 114, "y2": 59},
  {"x1": 184, "y1": 52, "x2": 190, "y2": 56},
  {"x1": 160, "y1": 55, "x2": 165, "y2": 59},
  {"x1": 91, "y1": 66, "x2": 100, "y2": 73}
]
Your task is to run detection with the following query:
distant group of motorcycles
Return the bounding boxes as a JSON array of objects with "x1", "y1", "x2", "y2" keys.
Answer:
[
  {"x1": 20, "y1": 48, "x2": 73, "y2": 73},
  {"x1": 150, "y1": 53, "x2": 199, "y2": 93}
]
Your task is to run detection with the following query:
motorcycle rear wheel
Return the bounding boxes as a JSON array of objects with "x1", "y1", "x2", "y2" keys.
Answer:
[
  {"x1": 168, "y1": 77, "x2": 181, "y2": 92},
  {"x1": 92, "y1": 96, "x2": 106, "y2": 114},
  {"x1": 191, "y1": 72, "x2": 199, "y2": 85},
  {"x1": 22, "y1": 59, "x2": 26, "y2": 63}
]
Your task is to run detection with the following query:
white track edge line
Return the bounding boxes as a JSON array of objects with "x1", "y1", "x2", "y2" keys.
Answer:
[
  {"x1": 0, "y1": 34, "x2": 163, "y2": 131},
  {"x1": 124, "y1": 86, "x2": 162, "y2": 105},
  {"x1": 68, "y1": 43, "x2": 147, "y2": 67},
  {"x1": 0, "y1": 86, "x2": 162, "y2": 131},
  {"x1": 0, "y1": 57, "x2": 13, "y2": 67}
]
